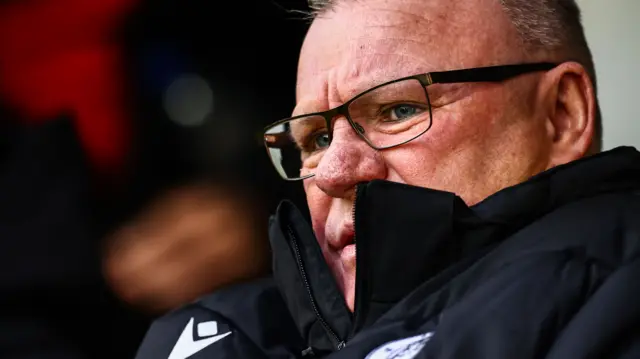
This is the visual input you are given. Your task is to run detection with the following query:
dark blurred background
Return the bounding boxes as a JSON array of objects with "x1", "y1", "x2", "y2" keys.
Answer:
[{"x1": 0, "y1": 0, "x2": 309, "y2": 358}]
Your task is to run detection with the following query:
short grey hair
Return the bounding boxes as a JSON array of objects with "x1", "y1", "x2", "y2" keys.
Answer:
[{"x1": 306, "y1": 0, "x2": 602, "y2": 151}]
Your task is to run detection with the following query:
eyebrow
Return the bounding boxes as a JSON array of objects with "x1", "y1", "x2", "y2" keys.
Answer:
[
  {"x1": 294, "y1": 75, "x2": 410, "y2": 115},
  {"x1": 292, "y1": 98, "x2": 327, "y2": 117}
]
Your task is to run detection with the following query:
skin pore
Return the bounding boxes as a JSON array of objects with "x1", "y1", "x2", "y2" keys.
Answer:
[{"x1": 295, "y1": 0, "x2": 596, "y2": 310}]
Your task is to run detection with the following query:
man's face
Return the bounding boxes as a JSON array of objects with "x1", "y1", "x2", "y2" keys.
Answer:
[{"x1": 296, "y1": 0, "x2": 554, "y2": 310}]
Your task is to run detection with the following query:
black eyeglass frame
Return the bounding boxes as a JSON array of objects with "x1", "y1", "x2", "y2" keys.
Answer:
[{"x1": 264, "y1": 62, "x2": 558, "y2": 181}]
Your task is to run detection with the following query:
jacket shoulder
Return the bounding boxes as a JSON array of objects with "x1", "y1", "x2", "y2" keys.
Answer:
[
  {"x1": 495, "y1": 190, "x2": 640, "y2": 268},
  {"x1": 135, "y1": 278, "x2": 304, "y2": 359}
]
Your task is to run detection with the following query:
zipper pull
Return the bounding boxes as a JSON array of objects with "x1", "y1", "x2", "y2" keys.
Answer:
[{"x1": 301, "y1": 347, "x2": 315, "y2": 357}]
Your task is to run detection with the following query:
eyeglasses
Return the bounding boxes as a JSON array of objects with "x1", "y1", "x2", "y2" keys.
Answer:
[{"x1": 263, "y1": 62, "x2": 557, "y2": 181}]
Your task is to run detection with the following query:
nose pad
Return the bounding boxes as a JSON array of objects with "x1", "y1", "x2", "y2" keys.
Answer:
[{"x1": 352, "y1": 122, "x2": 365, "y2": 135}]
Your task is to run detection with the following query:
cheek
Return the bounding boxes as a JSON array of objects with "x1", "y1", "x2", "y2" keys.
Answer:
[
  {"x1": 383, "y1": 93, "x2": 534, "y2": 202},
  {"x1": 383, "y1": 108, "x2": 483, "y2": 183},
  {"x1": 304, "y1": 181, "x2": 331, "y2": 241}
]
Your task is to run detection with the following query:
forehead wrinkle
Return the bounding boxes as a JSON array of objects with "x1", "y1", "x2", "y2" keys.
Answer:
[
  {"x1": 359, "y1": 5, "x2": 440, "y2": 25},
  {"x1": 352, "y1": 37, "x2": 437, "y2": 73},
  {"x1": 295, "y1": 75, "x2": 329, "y2": 114},
  {"x1": 372, "y1": 37, "x2": 442, "y2": 58},
  {"x1": 355, "y1": 52, "x2": 433, "y2": 80},
  {"x1": 334, "y1": 51, "x2": 429, "y2": 101},
  {"x1": 365, "y1": 27, "x2": 434, "y2": 41},
  {"x1": 359, "y1": 14, "x2": 437, "y2": 40}
]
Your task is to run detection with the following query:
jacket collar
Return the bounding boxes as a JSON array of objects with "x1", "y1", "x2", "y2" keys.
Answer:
[{"x1": 269, "y1": 146, "x2": 640, "y2": 354}]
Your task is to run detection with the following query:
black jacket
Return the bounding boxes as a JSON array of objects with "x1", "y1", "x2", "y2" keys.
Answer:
[{"x1": 136, "y1": 147, "x2": 640, "y2": 359}]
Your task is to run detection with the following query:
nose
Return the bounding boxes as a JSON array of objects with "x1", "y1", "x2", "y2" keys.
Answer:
[{"x1": 314, "y1": 117, "x2": 387, "y2": 198}]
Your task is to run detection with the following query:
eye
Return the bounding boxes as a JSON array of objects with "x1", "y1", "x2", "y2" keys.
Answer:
[
  {"x1": 388, "y1": 104, "x2": 424, "y2": 121},
  {"x1": 310, "y1": 132, "x2": 330, "y2": 150}
]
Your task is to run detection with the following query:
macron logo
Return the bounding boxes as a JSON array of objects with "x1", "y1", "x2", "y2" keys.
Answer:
[{"x1": 168, "y1": 318, "x2": 232, "y2": 359}]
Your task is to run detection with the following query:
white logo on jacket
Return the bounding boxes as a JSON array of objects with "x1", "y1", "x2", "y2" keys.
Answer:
[
  {"x1": 168, "y1": 317, "x2": 232, "y2": 359},
  {"x1": 365, "y1": 332, "x2": 433, "y2": 359}
]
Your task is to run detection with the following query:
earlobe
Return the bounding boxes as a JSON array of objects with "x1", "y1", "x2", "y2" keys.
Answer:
[{"x1": 543, "y1": 62, "x2": 596, "y2": 167}]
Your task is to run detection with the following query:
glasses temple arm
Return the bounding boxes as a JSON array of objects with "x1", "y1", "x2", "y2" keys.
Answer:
[{"x1": 429, "y1": 63, "x2": 558, "y2": 84}]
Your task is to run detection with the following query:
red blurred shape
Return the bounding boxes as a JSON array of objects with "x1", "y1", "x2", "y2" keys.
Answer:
[{"x1": 0, "y1": 0, "x2": 140, "y2": 180}]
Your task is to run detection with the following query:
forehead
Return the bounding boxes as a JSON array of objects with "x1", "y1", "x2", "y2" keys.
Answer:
[{"x1": 296, "y1": 0, "x2": 523, "y2": 103}]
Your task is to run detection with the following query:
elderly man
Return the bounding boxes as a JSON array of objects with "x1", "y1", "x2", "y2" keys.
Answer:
[{"x1": 135, "y1": 0, "x2": 640, "y2": 358}]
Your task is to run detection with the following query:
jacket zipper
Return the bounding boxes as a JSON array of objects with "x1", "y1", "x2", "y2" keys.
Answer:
[
  {"x1": 352, "y1": 185, "x2": 360, "y2": 244},
  {"x1": 351, "y1": 184, "x2": 366, "y2": 336},
  {"x1": 287, "y1": 227, "x2": 346, "y2": 351}
]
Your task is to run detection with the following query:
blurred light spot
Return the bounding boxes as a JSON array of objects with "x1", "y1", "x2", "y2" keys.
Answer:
[{"x1": 163, "y1": 74, "x2": 214, "y2": 127}]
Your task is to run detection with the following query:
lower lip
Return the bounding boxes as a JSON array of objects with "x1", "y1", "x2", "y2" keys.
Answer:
[{"x1": 340, "y1": 244, "x2": 357, "y2": 263}]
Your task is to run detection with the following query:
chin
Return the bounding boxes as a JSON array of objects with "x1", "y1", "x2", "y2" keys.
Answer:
[
  {"x1": 323, "y1": 250, "x2": 357, "y2": 311},
  {"x1": 344, "y1": 284, "x2": 356, "y2": 312},
  {"x1": 339, "y1": 265, "x2": 356, "y2": 312}
]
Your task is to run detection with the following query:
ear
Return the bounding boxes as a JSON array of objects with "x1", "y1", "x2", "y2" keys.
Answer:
[{"x1": 538, "y1": 61, "x2": 596, "y2": 168}]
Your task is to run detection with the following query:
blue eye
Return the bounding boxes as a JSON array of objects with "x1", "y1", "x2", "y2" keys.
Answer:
[
  {"x1": 388, "y1": 105, "x2": 424, "y2": 122},
  {"x1": 390, "y1": 105, "x2": 420, "y2": 121},
  {"x1": 313, "y1": 132, "x2": 330, "y2": 149}
]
